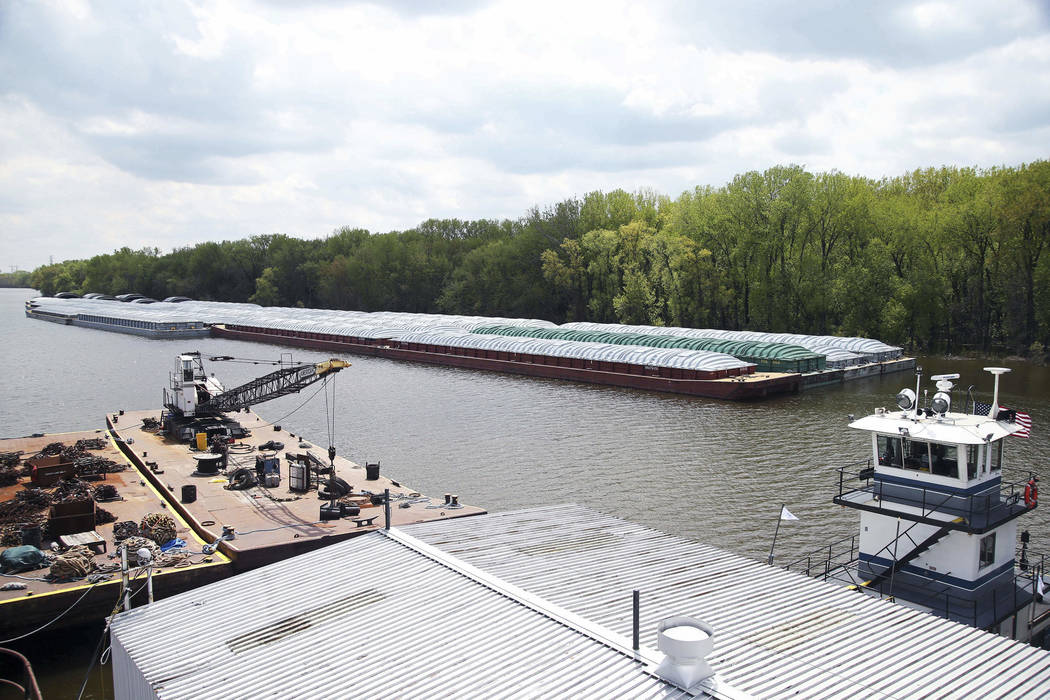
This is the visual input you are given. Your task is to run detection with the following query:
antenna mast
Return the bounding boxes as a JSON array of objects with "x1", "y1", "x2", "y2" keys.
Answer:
[{"x1": 984, "y1": 367, "x2": 1011, "y2": 419}]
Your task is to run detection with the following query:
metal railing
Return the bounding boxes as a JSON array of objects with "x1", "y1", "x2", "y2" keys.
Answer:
[
  {"x1": 785, "y1": 537, "x2": 1038, "y2": 631},
  {"x1": 1017, "y1": 545, "x2": 1046, "y2": 580},
  {"x1": 783, "y1": 534, "x2": 859, "y2": 581},
  {"x1": 835, "y1": 461, "x2": 1034, "y2": 531}
]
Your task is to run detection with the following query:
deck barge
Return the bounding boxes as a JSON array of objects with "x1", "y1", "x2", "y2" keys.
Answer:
[
  {"x1": 0, "y1": 430, "x2": 232, "y2": 638},
  {"x1": 107, "y1": 409, "x2": 485, "y2": 571}
]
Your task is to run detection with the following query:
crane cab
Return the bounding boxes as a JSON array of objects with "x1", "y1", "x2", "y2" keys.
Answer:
[{"x1": 164, "y1": 352, "x2": 226, "y2": 418}]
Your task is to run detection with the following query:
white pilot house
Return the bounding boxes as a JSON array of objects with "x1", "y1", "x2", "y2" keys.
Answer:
[{"x1": 831, "y1": 367, "x2": 1049, "y2": 642}]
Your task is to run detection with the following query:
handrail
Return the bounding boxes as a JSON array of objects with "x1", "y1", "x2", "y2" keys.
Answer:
[
  {"x1": 782, "y1": 534, "x2": 859, "y2": 579},
  {"x1": 1016, "y1": 545, "x2": 1046, "y2": 579},
  {"x1": 835, "y1": 464, "x2": 1035, "y2": 530},
  {"x1": 0, "y1": 648, "x2": 43, "y2": 700},
  {"x1": 826, "y1": 560, "x2": 1030, "y2": 630}
]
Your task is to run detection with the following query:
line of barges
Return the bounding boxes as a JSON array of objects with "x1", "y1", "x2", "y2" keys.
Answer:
[{"x1": 25, "y1": 296, "x2": 917, "y2": 400}]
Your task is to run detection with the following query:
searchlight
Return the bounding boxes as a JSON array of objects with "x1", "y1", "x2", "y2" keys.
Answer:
[{"x1": 896, "y1": 388, "x2": 916, "y2": 411}]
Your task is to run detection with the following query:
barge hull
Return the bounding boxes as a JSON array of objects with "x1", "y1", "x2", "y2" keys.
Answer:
[{"x1": 211, "y1": 324, "x2": 801, "y2": 400}]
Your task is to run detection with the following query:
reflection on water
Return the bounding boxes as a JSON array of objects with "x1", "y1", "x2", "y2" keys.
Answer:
[{"x1": 2, "y1": 288, "x2": 1050, "y2": 695}]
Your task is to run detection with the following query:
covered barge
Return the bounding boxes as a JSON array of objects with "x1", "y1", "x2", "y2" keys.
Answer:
[
  {"x1": 211, "y1": 323, "x2": 801, "y2": 399},
  {"x1": 25, "y1": 296, "x2": 916, "y2": 399}
]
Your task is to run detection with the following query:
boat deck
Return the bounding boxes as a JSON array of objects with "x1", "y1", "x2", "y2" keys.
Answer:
[
  {"x1": 0, "y1": 430, "x2": 231, "y2": 637},
  {"x1": 108, "y1": 409, "x2": 486, "y2": 569},
  {"x1": 835, "y1": 485, "x2": 1031, "y2": 532}
]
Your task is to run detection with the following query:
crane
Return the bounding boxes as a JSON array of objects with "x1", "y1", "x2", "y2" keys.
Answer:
[
  {"x1": 160, "y1": 352, "x2": 354, "y2": 516},
  {"x1": 163, "y1": 351, "x2": 350, "y2": 418}
]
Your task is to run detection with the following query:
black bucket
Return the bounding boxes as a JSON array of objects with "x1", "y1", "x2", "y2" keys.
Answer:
[
  {"x1": 365, "y1": 463, "x2": 380, "y2": 481},
  {"x1": 181, "y1": 484, "x2": 197, "y2": 503}
]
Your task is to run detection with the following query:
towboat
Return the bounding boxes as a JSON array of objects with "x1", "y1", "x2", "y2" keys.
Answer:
[{"x1": 789, "y1": 367, "x2": 1050, "y2": 644}]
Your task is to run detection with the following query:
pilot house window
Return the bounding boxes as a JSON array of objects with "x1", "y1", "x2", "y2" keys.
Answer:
[
  {"x1": 989, "y1": 441, "x2": 1002, "y2": 472},
  {"x1": 877, "y1": 436, "x2": 958, "y2": 478},
  {"x1": 878, "y1": 435, "x2": 904, "y2": 468}
]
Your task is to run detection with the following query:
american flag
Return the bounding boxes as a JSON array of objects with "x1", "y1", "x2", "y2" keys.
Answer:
[{"x1": 974, "y1": 402, "x2": 1032, "y2": 438}]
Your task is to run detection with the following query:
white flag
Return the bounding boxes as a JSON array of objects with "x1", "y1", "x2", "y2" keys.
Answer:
[
  {"x1": 780, "y1": 506, "x2": 799, "y2": 521},
  {"x1": 1038, "y1": 576, "x2": 1046, "y2": 599}
]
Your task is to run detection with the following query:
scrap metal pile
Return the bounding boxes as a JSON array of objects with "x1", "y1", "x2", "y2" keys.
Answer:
[
  {"x1": 36, "y1": 440, "x2": 128, "y2": 478},
  {"x1": 0, "y1": 437, "x2": 194, "y2": 581},
  {"x1": 0, "y1": 451, "x2": 22, "y2": 487},
  {"x1": 0, "y1": 441, "x2": 124, "y2": 546}
]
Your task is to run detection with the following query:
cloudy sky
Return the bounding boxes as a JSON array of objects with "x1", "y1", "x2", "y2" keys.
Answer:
[{"x1": 2, "y1": 0, "x2": 1048, "y2": 270}]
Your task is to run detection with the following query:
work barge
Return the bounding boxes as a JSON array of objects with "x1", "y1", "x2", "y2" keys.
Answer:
[
  {"x1": 106, "y1": 408, "x2": 483, "y2": 570},
  {"x1": 26, "y1": 297, "x2": 915, "y2": 400},
  {"x1": 0, "y1": 430, "x2": 232, "y2": 638},
  {"x1": 0, "y1": 355, "x2": 483, "y2": 638}
]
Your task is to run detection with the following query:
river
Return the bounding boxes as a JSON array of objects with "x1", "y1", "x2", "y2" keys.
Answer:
[{"x1": 2, "y1": 287, "x2": 1049, "y2": 697}]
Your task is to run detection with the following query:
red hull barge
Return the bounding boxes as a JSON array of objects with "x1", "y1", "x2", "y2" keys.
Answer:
[{"x1": 212, "y1": 324, "x2": 801, "y2": 400}]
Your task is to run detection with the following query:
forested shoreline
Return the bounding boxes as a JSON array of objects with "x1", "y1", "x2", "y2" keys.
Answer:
[{"x1": 26, "y1": 161, "x2": 1050, "y2": 354}]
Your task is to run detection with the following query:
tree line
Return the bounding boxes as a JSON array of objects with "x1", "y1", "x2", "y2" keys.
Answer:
[{"x1": 26, "y1": 161, "x2": 1050, "y2": 355}]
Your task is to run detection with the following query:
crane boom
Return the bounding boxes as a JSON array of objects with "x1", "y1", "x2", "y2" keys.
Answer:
[
  {"x1": 200, "y1": 359, "x2": 350, "y2": 414},
  {"x1": 164, "y1": 352, "x2": 350, "y2": 418}
]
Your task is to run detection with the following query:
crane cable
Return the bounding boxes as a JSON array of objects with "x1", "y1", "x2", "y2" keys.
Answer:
[
  {"x1": 323, "y1": 376, "x2": 332, "y2": 449},
  {"x1": 323, "y1": 376, "x2": 337, "y2": 467},
  {"x1": 330, "y1": 376, "x2": 337, "y2": 449}
]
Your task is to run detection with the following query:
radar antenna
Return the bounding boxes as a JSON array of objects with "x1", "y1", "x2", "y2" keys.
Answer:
[{"x1": 983, "y1": 367, "x2": 1011, "y2": 420}]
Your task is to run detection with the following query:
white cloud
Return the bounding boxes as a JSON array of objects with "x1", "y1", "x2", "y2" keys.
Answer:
[{"x1": 0, "y1": 0, "x2": 1047, "y2": 269}]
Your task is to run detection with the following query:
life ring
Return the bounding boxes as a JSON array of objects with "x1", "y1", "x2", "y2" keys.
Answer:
[{"x1": 1025, "y1": 480, "x2": 1039, "y2": 508}]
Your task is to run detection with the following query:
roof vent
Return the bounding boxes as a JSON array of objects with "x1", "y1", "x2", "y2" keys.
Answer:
[{"x1": 655, "y1": 616, "x2": 715, "y2": 688}]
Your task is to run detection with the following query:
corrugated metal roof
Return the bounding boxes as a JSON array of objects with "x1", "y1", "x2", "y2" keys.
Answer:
[
  {"x1": 109, "y1": 528, "x2": 701, "y2": 699},
  {"x1": 403, "y1": 504, "x2": 1050, "y2": 700}
]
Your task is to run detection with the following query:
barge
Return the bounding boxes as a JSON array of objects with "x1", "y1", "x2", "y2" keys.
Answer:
[
  {"x1": 108, "y1": 408, "x2": 485, "y2": 571},
  {"x1": 24, "y1": 299, "x2": 208, "y2": 338},
  {"x1": 212, "y1": 323, "x2": 802, "y2": 399},
  {"x1": 0, "y1": 354, "x2": 484, "y2": 637},
  {"x1": 25, "y1": 296, "x2": 917, "y2": 399},
  {"x1": 0, "y1": 430, "x2": 232, "y2": 638}
]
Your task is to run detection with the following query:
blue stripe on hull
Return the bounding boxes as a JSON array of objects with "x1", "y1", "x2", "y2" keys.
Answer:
[{"x1": 859, "y1": 552, "x2": 1014, "y2": 590}]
